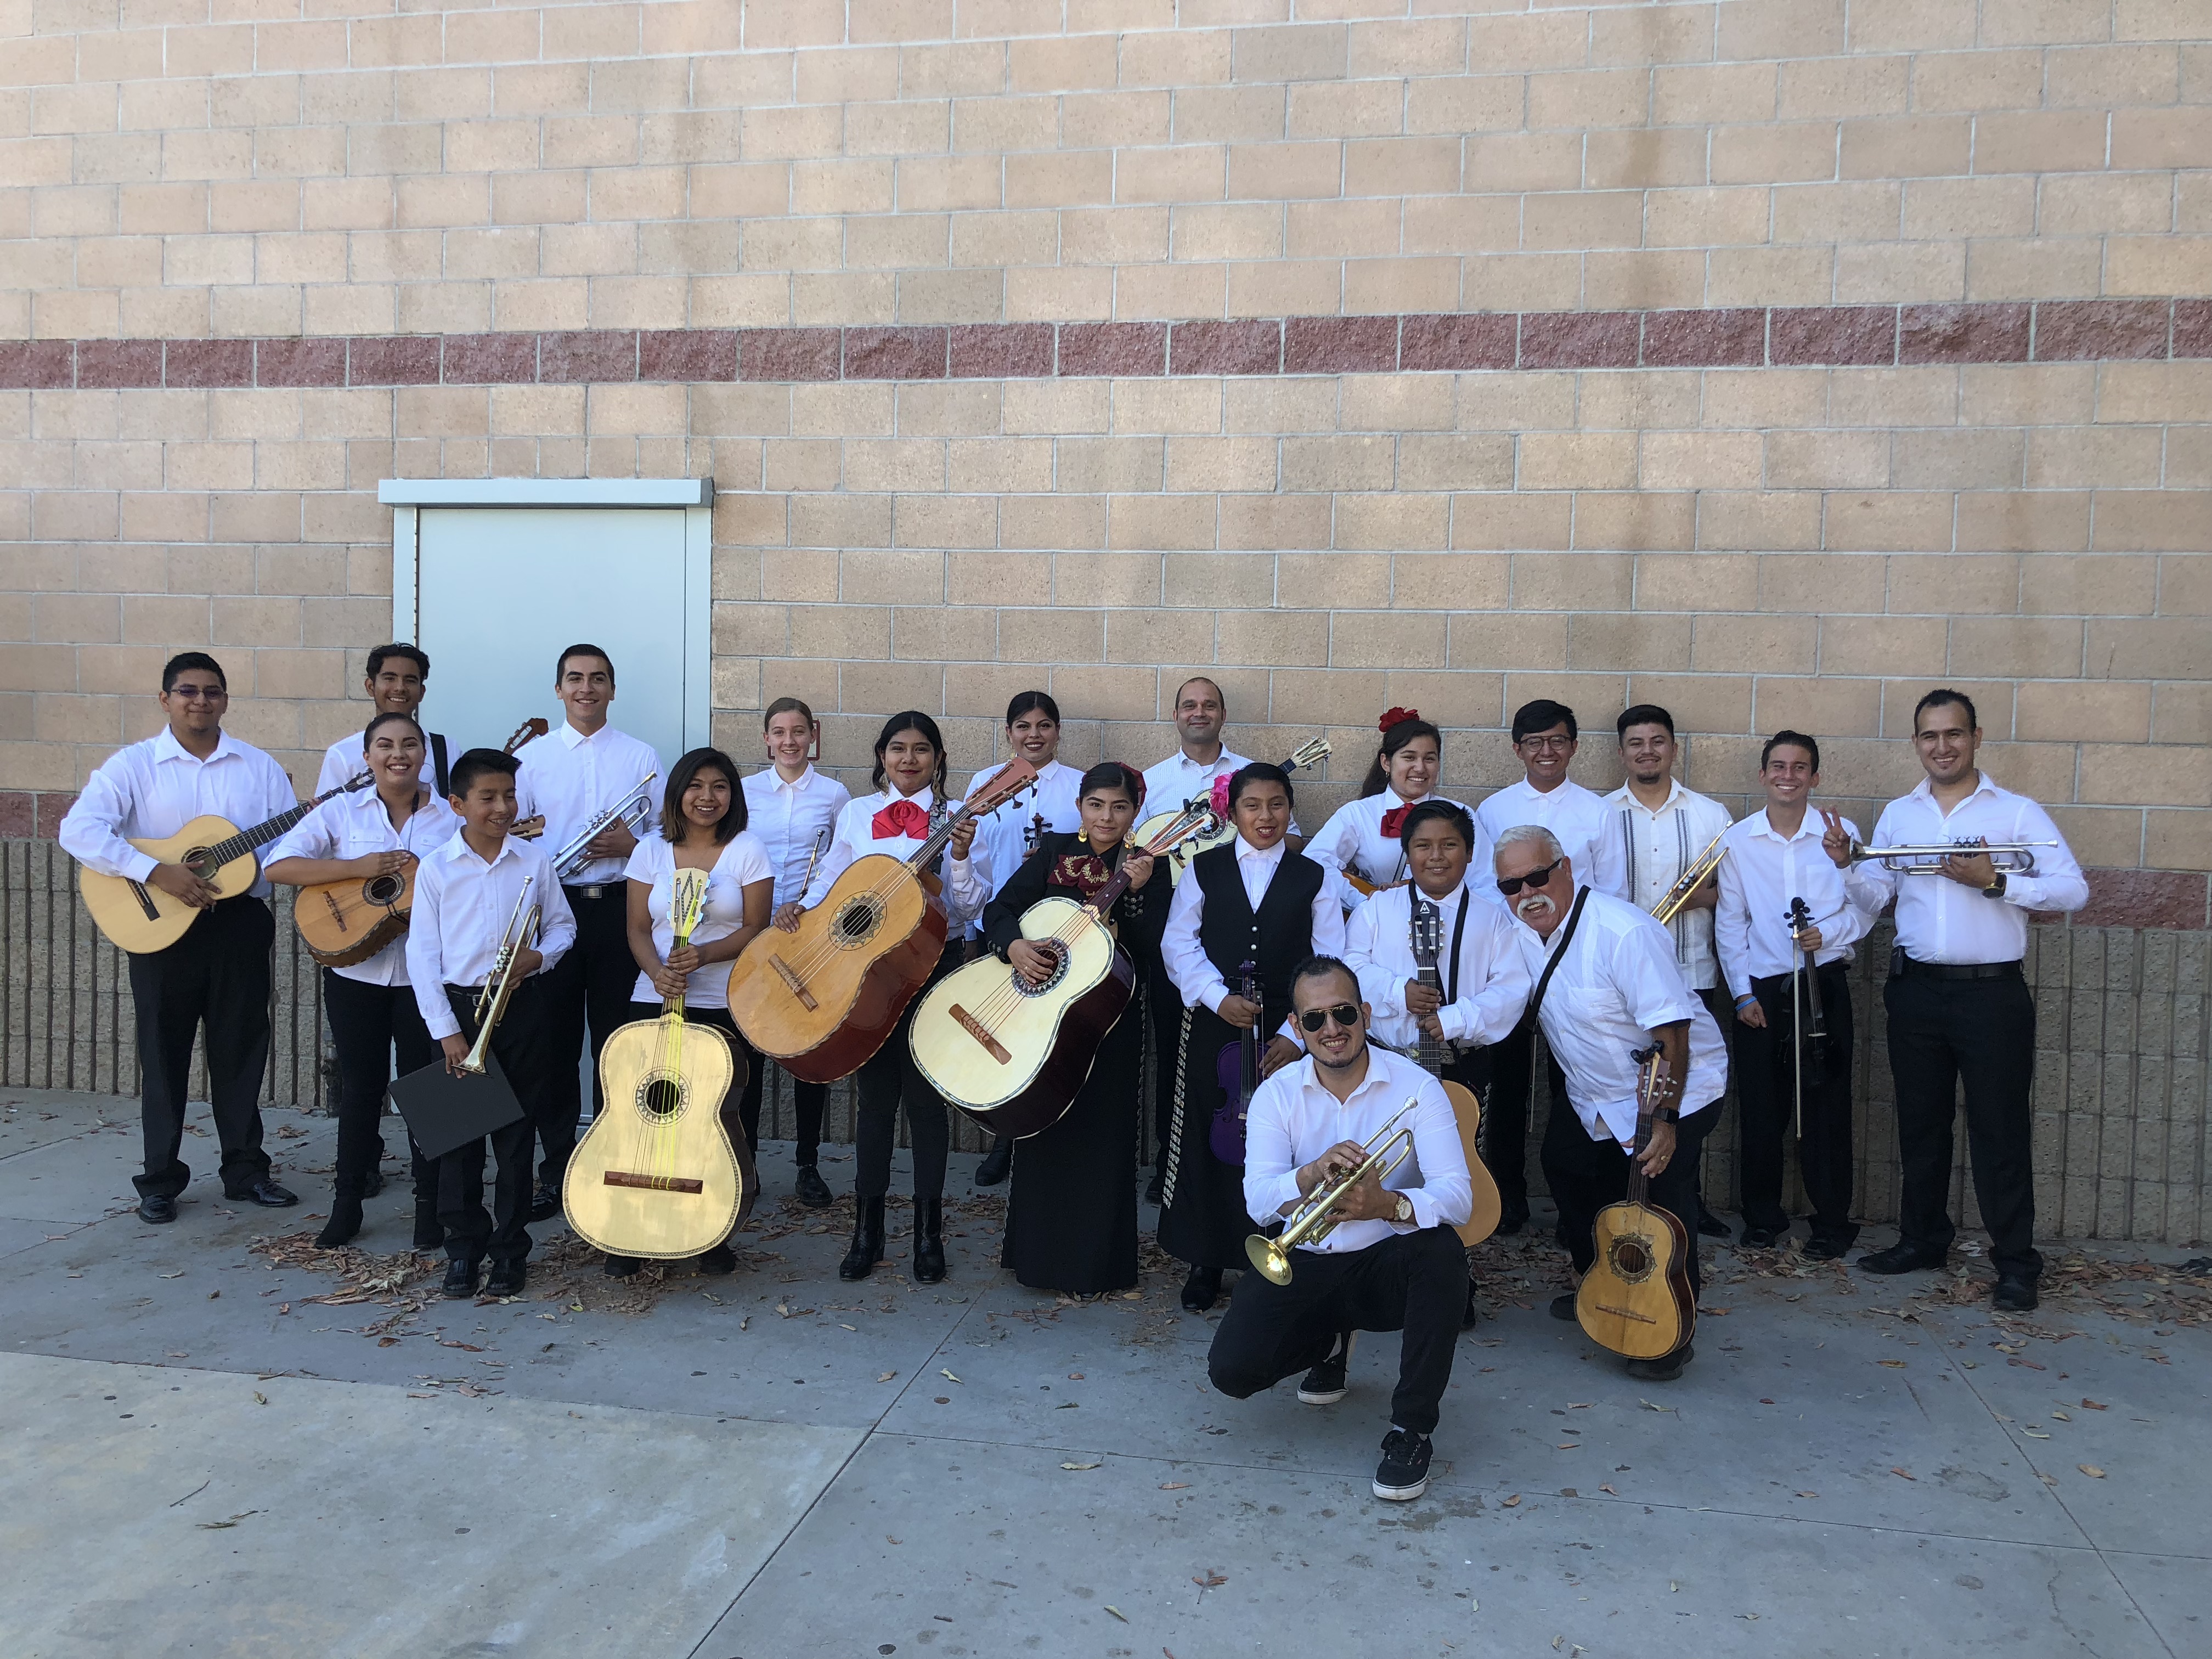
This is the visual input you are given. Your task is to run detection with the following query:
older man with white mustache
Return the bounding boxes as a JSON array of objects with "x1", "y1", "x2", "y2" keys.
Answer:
[{"x1": 1493, "y1": 825, "x2": 1729, "y2": 1383}]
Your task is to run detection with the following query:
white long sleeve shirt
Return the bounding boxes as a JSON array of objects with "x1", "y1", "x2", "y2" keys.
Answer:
[
  {"x1": 741, "y1": 765, "x2": 852, "y2": 911},
  {"x1": 266, "y1": 788, "x2": 462, "y2": 986},
  {"x1": 1714, "y1": 807, "x2": 1872, "y2": 1000},
  {"x1": 1243, "y1": 1046, "x2": 1471, "y2": 1254},
  {"x1": 1344, "y1": 880, "x2": 1532, "y2": 1053},
  {"x1": 1844, "y1": 773, "x2": 2088, "y2": 963},
  {"x1": 1305, "y1": 791, "x2": 1472, "y2": 895},
  {"x1": 59, "y1": 728, "x2": 301, "y2": 898},
  {"x1": 622, "y1": 831, "x2": 774, "y2": 1009},
  {"x1": 963, "y1": 757, "x2": 1084, "y2": 934},
  {"x1": 1601, "y1": 778, "x2": 1735, "y2": 992},
  {"x1": 799, "y1": 786, "x2": 991, "y2": 930},
  {"x1": 1472, "y1": 776, "x2": 1627, "y2": 905},
  {"x1": 1161, "y1": 837, "x2": 1348, "y2": 1041},
  {"x1": 1141, "y1": 746, "x2": 1302, "y2": 835},
  {"x1": 405, "y1": 833, "x2": 577, "y2": 1041},
  {"x1": 514, "y1": 720, "x2": 663, "y2": 887}
]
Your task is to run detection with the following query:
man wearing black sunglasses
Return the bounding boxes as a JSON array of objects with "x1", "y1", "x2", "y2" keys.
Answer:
[{"x1": 1207, "y1": 956, "x2": 1472, "y2": 1504}]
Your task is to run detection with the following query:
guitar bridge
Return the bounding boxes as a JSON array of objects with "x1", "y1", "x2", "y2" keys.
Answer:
[
  {"x1": 602, "y1": 1171, "x2": 704, "y2": 1194},
  {"x1": 769, "y1": 954, "x2": 818, "y2": 1011},
  {"x1": 950, "y1": 1005, "x2": 1011, "y2": 1065},
  {"x1": 126, "y1": 879, "x2": 159, "y2": 921},
  {"x1": 321, "y1": 890, "x2": 349, "y2": 933}
]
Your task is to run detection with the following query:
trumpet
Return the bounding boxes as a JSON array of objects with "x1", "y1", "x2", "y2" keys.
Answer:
[
  {"x1": 1846, "y1": 838, "x2": 2058, "y2": 877},
  {"x1": 1650, "y1": 827, "x2": 1728, "y2": 925},
  {"x1": 552, "y1": 771, "x2": 658, "y2": 879},
  {"x1": 1244, "y1": 1100, "x2": 1421, "y2": 1286},
  {"x1": 459, "y1": 877, "x2": 541, "y2": 1075}
]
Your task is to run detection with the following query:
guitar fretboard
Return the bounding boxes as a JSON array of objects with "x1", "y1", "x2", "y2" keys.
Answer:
[{"x1": 196, "y1": 777, "x2": 364, "y2": 871}]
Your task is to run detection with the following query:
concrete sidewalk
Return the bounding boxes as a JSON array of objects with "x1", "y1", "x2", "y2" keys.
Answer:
[{"x1": 1, "y1": 1087, "x2": 2204, "y2": 1659}]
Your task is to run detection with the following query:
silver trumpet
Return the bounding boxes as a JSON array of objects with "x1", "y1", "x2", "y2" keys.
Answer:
[
  {"x1": 552, "y1": 770, "x2": 658, "y2": 879},
  {"x1": 1846, "y1": 837, "x2": 2058, "y2": 877},
  {"x1": 459, "y1": 877, "x2": 541, "y2": 1075}
]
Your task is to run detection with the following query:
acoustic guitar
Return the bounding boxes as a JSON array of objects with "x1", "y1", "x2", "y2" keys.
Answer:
[
  {"x1": 726, "y1": 760, "x2": 1037, "y2": 1084},
  {"x1": 910, "y1": 804, "x2": 1213, "y2": 1138},
  {"x1": 1133, "y1": 737, "x2": 1331, "y2": 885},
  {"x1": 1408, "y1": 894, "x2": 1503, "y2": 1245},
  {"x1": 80, "y1": 773, "x2": 373, "y2": 955},
  {"x1": 295, "y1": 716, "x2": 548, "y2": 967},
  {"x1": 564, "y1": 868, "x2": 746, "y2": 1260},
  {"x1": 1575, "y1": 1045, "x2": 1696, "y2": 1361}
]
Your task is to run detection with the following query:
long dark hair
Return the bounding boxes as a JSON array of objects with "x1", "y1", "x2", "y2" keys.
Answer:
[
  {"x1": 658, "y1": 747, "x2": 746, "y2": 845},
  {"x1": 1360, "y1": 715, "x2": 1442, "y2": 798},
  {"x1": 870, "y1": 711, "x2": 950, "y2": 795},
  {"x1": 1006, "y1": 689, "x2": 1060, "y2": 727}
]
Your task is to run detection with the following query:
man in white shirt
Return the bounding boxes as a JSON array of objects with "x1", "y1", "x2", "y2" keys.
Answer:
[
  {"x1": 1604, "y1": 703, "x2": 1736, "y2": 1240},
  {"x1": 1496, "y1": 825, "x2": 1726, "y2": 1383},
  {"x1": 58, "y1": 652, "x2": 302, "y2": 1223},
  {"x1": 514, "y1": 644, "x2": 662, "y2": 1218},
  {"x1": 1208, "y1": 955, "x2": 1472, "y2": 1503},
  {"x1": 1715, "y1": 731, "x2": 1871, "y2": 1257},
  {"x1": 313, "y1": 643, "x2": 450, "y2": 799},
  {"x1": 1472, "y1": 699, "x2": 1626, "y2": 1232},
  {"x1": 1825, "y1": 689, "x2": 2088, "y2": 1312}
]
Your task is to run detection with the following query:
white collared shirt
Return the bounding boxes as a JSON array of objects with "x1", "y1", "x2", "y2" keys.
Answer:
[
  {"x1": 514, "y1": 720, "x2": 663, "y2": 887},
  {"x1": 1141, "y1": 746, "x2": 1305, "y2": 836},
  {"x1": 1160, "y1": 837, "x2": 1349, "y2": 1040},
  {"x1": 1714, "y1": 806, "x2": 1872, "y2": 999},
  {"x1": 800, "y1": 786, "x2": 991, "y2": 928},
  {"x1": 267, "y1": 787, "x2": 462, "y2": 987},
  {"x1": 1846, "y1": 772, "x2": 2088, "y2": 963},
  {"x1": 963, "y1": 757, "x2": 1084, "y2": 933},
  {"x1": 1507, "y1": 888, "x2": 1728, "y2": 1144},
  {"x1": 1602, "y1": 778, "x2": 1734, "y2": 992},
  {"x1": 1306, "y1": 791, "x2": 1472, "y2": 895},
  {"x1": 623, "y1": 830, "x2": 774, "y2": 1009},
  {"x1": 405, "y1": 833, "x2": 578, "y2": 1041},
  {"x1": 1473, "y1": 776, "x2": 1628, "y2": 904},
  {"x1": 1344, "y1": 880, "x2": 1532, "y2": 1052},
  {"x1": 1244, "y1": 1046, "x2": 1471, "y2": 1254},
  {"x1": 741, "y1": 765, "x2": 852, "y2": 911},
  {"x1": 60, "y1": 727, "x2": 301, "y2": 898},
  {"x1": 315, "y1": 728, "x2": 441, "y2": 799}
]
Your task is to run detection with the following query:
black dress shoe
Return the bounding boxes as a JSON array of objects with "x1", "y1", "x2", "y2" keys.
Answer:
[
  {"x1": 1992, "y1": 1274, "x2": 2039, "y2": 1313},
  {"x1": 1801, "y1": 1237, "x2": 1847, "y2": 1262},
  {"x1": 1625, "y1": 1344, "x2": 1693, "y2": 1383},
  {"x1": 1549, "y1": 1293, "x2": 1577, "y2": 1322},
  {"x1": 839, "y1": 1196, "x2": 885, "y2": 1282},
  {"x1": 693, "y1": 1241, "x2": 738, "y2": 1275},
  {"x1": 441, "y1": 1259, "x2": 479, "y2": 1299},
  {"x1": 1493, "y1": 1209, "x2": 1528, "y2": 1238},
  {"x1": 363, "y1": 1169, "x2": 386, "y2": 1199},
  {"x1": 138, "y1": 1194, "x2": 178, "y2": 1225},
  {"x1": 603, "y1": 1254, "x2": 643, "y2": 1279},
  {"x1": 411, "y1": 1200, "x2": 445, "y2": 1253},
  {"x1": 794, "y1": 1164, "x2": 833, "y2": 1208},
  {"x1": 226, "y1": 1179, "x2": 298, "y2": 1208},
  {"x1": 912, "y1": 1196, "x2": 947, "y2": 1284},
  {"x1": 1143, "y1": 1170, "x2": 1164, "y2": 1207},
  {"x1": 1181, "y1": 1266, "x2": 1222, "y2": 1312},
  {"x1": 527, "y1": 1185, "x2": 561, "y2": 1223},
  {"x1": 973, "y1": 1137, "x2": 1011, "y2": 1188},
  {"x1": 1739, "y1": 1224, "x2": 1785, "y2": 1249},
  {"x1": 484, "y1": 1260, "x2": 527, "y2": 1297},
  {"x1": 1857, "y1": 1240, "x2": 1948, "y2": 1276},
  {"x1": 1697, "y1": 1209, "x2": 1732, "y2": 1239},
  {"x1": 314, "y1": 1195, "x2": 363, "y2": 1249}
]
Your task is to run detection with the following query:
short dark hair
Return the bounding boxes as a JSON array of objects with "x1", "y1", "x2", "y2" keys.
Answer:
[
  {"x1": 871, "y1": 710, "x2": 949, "y2": 794},
  {"x1": 658, "y1": 747, "x2": 745, "y2": 845},
  {"x1": 556, "y1": 643, "x2": 614, "y2": 685},
  {"x1": 1511, "y1": 698, "x2": 1577, "y2": 744},
  {"x1": 1174, "y1": 675, "x2": 1226, "y2": 713},
  {"x1": 1289, "y1": 954, "x2": 1361, "y2": 1003},
  {"x1": 1762, "y1": 730, "x2": 1821, "y2": 771},
  {"x1": 1616, "y1": 703, "x2": 1675, "y2": 741},
  {"x1": 161, "y1": 651, "x2": 226, "y2": 693},
  {"x1": 1227, "y1": 760, "x2": 1293, "y2": 811},
  {"x1": 1913, "y1": 687, "x2": 1979, "y2": 735},
  {"x1": 366, "y1": 643, "x2": 430, "y2": 681},
  {"x1": 1006, "y1": 690, "x2": 1060, "y2": 727},
  {"x1": 361, "y1": 710, "x2": 424, "y2": 751},
  {"x1": 1398, "y1": 799, "x2": 1474, "y2": 849},
  {"x1": 1079, "y1": 760, "x2": 1144, "y2": 805},
  {"x1": 448, "y1": 747, "x2": 519, "y2": 799}
]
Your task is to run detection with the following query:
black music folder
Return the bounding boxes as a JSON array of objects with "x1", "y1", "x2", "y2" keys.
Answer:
[{"x1": 387, "y1": 1053, "x2": 526, "y2": 1161}]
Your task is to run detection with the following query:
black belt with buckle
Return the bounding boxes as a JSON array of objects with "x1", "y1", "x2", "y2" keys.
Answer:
[
  {"x1": 1893, "y1": 953, "x2": 2022, "y2": 982},
  {"x1": 564, "y1": 883, "x2": 614, "y2": 901}
]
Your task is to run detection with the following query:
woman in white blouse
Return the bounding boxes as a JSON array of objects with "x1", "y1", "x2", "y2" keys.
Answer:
[
  {"x1": 1306, "y1": 709, "x2": 1459, "y2": 897},
  {"x1": 612, "y1": 747, "x2": 775, "y2": 1278},
  {"x1": 267, "y1": 712, "x2": 462, "y2": 1249}
]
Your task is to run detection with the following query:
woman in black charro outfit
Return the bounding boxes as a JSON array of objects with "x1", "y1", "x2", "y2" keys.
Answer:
[{"x1": 986, "y1": 762, "x2": 1165, "y2": 1295}]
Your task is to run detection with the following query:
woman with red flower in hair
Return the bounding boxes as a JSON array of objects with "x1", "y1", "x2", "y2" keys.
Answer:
[{"x1": 1306, "y1": 709, "x2": 1465, "y2": 902}]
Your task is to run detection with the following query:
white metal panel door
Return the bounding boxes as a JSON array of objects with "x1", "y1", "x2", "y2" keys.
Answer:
[{"x1": 413, "y1": 507, "x2": 698, "y2": 769}]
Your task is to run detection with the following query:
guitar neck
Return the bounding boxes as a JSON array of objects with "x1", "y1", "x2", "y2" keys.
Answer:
[
  {"x1": 206, "y1": 784, "x2": 350, "y2": 868},
  {"x1": 1626, "y1": 1047, "x2": 1663, "y2": 1203},
  {"x1": 1414, "y1": 963, "x2": 1447, "y2": 1074}
]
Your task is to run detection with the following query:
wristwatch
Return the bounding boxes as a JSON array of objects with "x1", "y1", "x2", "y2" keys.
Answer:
[
  {"x1": 1393, "y1": 1193, "x2": 1414, "y2": 1225},
  {"x1": 1982, "y1": 872, "x2": 2008, "y2": 899}
]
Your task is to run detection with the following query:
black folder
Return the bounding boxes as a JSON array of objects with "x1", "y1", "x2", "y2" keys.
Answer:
[{"x1": 387, "y1": 1053, "x2": 526, "y2": 1161}]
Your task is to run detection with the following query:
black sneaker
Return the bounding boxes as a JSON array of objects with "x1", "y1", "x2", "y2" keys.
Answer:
[
  {"x1": 1373, "y1": 1429, "x2": 1432, "y2": 1502},
  {"x1": 1297, "y1": 1331, "x2": 1354, "y2": 1404}
]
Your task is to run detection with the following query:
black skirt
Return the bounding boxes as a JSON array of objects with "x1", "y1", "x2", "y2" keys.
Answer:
[
  {"x1": 1156, "y1": 1002, "x2": 1255, "y2": 1272},
  {"x1": 999, "y1": 988, "x2": 1142, "y2": 1295}
]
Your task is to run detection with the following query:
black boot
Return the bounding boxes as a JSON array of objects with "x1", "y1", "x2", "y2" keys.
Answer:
[
  {"x1": 912, "y1": 1196, "x2": 946, "y2": 1284},
  {"x1": 794, "y1": 1164, "x2": 833, "y2": 1208},
  {"x1": 974, "y1": 1137, "x2": 1011, "y2": 1187},
  {"x1": 314, "y1": 1194, "x2": 363, "y2": 1250},
  {"x1": 839, "y1": 1197, "x2": 885, "y2": 1281},
  {"x1": 411, "y1": 1197, "x2": 445, "y2": 1252},
  {"x1": 1181, "y1": 1266, "x2": 1222, "y2": 1312}
]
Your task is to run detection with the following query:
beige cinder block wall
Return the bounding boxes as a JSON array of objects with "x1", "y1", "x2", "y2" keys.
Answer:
[{"x1": 1, "y1": 0, "x2": 2205, "y2": 1238}]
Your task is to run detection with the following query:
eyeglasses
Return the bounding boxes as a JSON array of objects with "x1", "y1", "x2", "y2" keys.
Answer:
[
  {"x1": 1295, "y1": 1003, "x2": 1363, "y2": 1034},
  {"x1": 1518, "y1": 735, "x2": 1574, "y2": 752},
  {"x1": 1495, "y1": 857, "x2": 1564, "y2": 898}
]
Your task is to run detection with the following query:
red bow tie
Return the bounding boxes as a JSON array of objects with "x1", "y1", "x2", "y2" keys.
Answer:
[
  {"x1": 872, "y1": 799, "x2": 930, "y2": 839},
  {"x1": 1380, "y1": 804, "x2": 1409, "y2": 840}
]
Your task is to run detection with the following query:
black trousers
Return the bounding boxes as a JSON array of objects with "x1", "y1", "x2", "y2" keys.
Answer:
[
  {"x1": 1544, "y1": 1097, "x2": 1714, "y2": 1304},
  {"x1": 853, "y1": 951, "x2": 957, "y2": 1203},
  {"x1": 538, "y1": 885, "x2": 636, "y2": 1188},
  {"x1": 736, "y1": 1059, "x2": 826, "y2": 1167},
  {"x1": 1885, "y1": 964, "x2": 2042, "y2": 1280},
  {"x1": 1482, "y1": 1020, "x2": 1567, "y2": 1221},
  {"x1": 126, "y1": 895, "x2": 274, "y2": 1200},
  {"x1": 322, "y1": 970, "x2": 437, "y2": 1201},
  {"x1": 436, "y1": 979, "x2": 554, "y2": 1265},
  {"x1": 1208, "y1": 1227, "x2": 1466, "y2": 1436},
  {"x1": 1734, "y1": 958, "x2": 1858, "y2": 1247}
]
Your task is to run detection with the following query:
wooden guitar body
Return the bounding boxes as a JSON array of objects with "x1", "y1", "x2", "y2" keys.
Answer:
[
  {"x1": 909, "y1": 896, "x2": 1133, "y2": 1139},
  {"x1": 78, "y1": 817, "x2": 263, "y2": 955},
  {"x1": 1132, "y1": 806, "x2": 1233, "y2": 887},
  {"x1": 295, "y1": 858, "x2": 418, "y2": 967},
  {"x1": 564, "y1": 1014, "x2": 746, "y2": 1260},
  {"x1": 726, "y1": 853, "x2": 947, "y2": 1084},
  {"x1": 1577, "y1": 1198, "x2": 1695, "y2": 1359},
  {"x1": 1442, "y1": 1078, "x2": 1502, "y2": 1246}
]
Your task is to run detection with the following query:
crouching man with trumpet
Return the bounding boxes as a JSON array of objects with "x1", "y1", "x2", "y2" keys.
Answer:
[{"x1": 1206, "y1": 956, "x2": 1472, "y2": 1504}]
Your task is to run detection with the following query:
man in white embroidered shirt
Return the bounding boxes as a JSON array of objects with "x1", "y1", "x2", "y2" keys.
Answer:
[{"x1": 1207, "y1": 956, "x2": 1471, "y2": 1504}]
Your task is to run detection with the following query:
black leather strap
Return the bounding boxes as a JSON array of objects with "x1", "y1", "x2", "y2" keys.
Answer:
[{"x1": 1518, "y1": 884, "x2": 1592, "y2": 1035}]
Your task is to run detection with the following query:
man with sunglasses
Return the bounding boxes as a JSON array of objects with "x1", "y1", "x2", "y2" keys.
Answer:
[
  {"x1": 1494, "y1": 826, "x2": 1727, "y2": 1383},
  {"x1": 1208, "y1": 956, "x2": 1473, "y2": 1503},
  {"x1": 1470, "y1": 700, "x2": 1626, "y2": 1233}
]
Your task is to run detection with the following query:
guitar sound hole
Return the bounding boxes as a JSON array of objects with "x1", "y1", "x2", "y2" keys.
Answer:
[
  {"x1": 183, "y1": 848, "x2": 215, "y2": 877},
  {"x1": 1605, "y1": 1234, "x2": 1654, "y2": 1284},
  {"x1": 364, "y1": 873, "x2": 404, "y2": 905},
  {"x1": 833, "y1": 896, "x2": 884, "y2": 947},
  {"x1": 637, "y1": 1076, "x2": 684, "y2": 1120},
  {"x1": 1013, "y1": 945, "x2": 1068, "y2": 996}
]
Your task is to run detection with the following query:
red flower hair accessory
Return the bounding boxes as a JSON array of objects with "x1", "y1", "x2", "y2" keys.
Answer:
[
  {"x1": 1378, "y1": 706, "x2": 1420, "y2": 733},
  {"x1": 1208, "y1": 773, "x2": 1233, "y2": 819}
]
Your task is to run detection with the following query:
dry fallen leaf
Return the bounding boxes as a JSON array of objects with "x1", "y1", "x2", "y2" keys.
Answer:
[
  {"x1": 1501, "y1": 1494, "x2": 1522, "y2": 1508},
  {"x1": 1062, "y1": 1460, "x2": 1102, "y2": 1471},
  {"x1": 2079, "y1": 1464, "x2": 2106, "y2": 1479},
  {"x1": 1796, "y1": 1491, "x2": 1818, "y2": 1498},
  {"x1": 1105, "y1": 1606, "x2": 1129, "y2": 1623},
  {"x1": 1192, "y1": 1571, "x2": 1227, "y2": 1588},
  {"x1": 1891, "y1": 1468, "x2": 1916, "y2": 1480},
  {"x1": 2024, "y1": 1429, "x2": 2051, "y2": 1439},
  {"x1": 1159, "y1": 1482, "x2": 1189, "y2": 1490},
  {"x1": 1599, "y1": 1483, "x2": 1618, "y2": 1494},
  {"x1": 941, "y1": 1368, "x2": 962, "y2": 1383},
  {"x1": 877, "y1": 1372, "x2": 896, "y2": 1383},
  {"x1": 2050, "y1": 1410, "x2": 2071, "y2": 1421},
  {"x1": 251, "y1": 1391, "x2": 267, "y2": 1406},
  {"x1": 2081, "y1": 1398, "x2": 2107, "y2": 1410}
]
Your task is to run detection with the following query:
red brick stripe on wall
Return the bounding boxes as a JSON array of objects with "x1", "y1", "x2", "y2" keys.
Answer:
[{"x1": 5, "y1": 301, "x2": 2208, "y2": 390}]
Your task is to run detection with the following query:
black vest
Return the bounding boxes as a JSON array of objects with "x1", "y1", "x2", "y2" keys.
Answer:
[{"x1": 1191, "y1": 843, "x2": 1324, "y2": 1028}]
